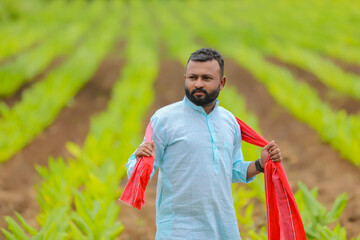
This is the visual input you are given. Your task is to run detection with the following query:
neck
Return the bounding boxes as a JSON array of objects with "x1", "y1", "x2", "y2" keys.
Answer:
[{"x1": 202, "y1": 101, "x2": 216, "y2": 115}]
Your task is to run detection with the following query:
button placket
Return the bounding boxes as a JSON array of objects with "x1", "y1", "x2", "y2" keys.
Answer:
[{"x1": 205, "y1": 115, "x2": 219, "y2": 174}]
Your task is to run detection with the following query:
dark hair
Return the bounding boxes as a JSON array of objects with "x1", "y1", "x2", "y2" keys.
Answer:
[{"x1": 186, "y1": 48, "x2": 224, "y2": 77}]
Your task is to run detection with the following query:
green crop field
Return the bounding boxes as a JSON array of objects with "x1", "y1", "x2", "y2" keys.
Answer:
[{"x1": 0, "y1": 0, "x2": 359, "y2": 239}]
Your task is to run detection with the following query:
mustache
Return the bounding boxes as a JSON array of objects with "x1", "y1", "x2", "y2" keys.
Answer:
[{"x1": 191, "y1": 89, "x2": 208, "y2": 95}]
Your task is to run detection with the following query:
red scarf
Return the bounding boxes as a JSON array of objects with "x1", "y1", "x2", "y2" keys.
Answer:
[{"x1": 120, "y1": 118, "x2": 306, "y2": 239}]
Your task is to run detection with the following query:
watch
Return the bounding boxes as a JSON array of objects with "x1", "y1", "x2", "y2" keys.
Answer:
[{"x1": 255, "y1": 159, "x2": 264, "y2": 173}]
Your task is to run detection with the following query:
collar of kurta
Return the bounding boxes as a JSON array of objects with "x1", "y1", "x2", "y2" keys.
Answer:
[
  {"x1": 120, "y1": 114, "x2": 306, "y2": 240},
  {"x1": 183, "y1": 96, "x2": 220, "y2": 115}
]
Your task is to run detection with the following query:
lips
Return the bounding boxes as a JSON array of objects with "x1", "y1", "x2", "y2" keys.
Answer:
[
  {"x1": 194, "y1": 92, "x2": 205, "y2": 96},
  {"x1": 192, "y1": 90, "x2": 207, "y2": 96}
]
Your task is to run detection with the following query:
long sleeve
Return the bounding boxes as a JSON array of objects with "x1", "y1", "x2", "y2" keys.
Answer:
[
  {"x1": 231, "y1": 123, "x2": 256, "y2": 183},
  {"x1": 125, "y1": 115, "x2": 167, "y2": 180},
  {"x1": 126, "y1": 140, "x2": 144, "y2": 179}
]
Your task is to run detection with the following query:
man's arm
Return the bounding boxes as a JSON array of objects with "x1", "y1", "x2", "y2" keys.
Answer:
[
  {"x1": 246, "y1": 140, "x2": 282, "y2": 179},
  {"x1": 125, "y1": 115, "x2": 167, "y2": 180}
]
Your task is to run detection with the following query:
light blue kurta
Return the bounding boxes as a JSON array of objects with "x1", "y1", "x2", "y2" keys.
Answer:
[{"x1": 126, "y1": 96, "x2": 255, "y2": 240}]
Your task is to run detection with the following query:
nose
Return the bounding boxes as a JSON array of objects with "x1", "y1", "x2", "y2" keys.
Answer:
[{"x1": 194, "y1": 78, "x2": 204, "y2": 88}]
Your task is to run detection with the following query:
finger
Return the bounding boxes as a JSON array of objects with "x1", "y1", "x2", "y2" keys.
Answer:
[
  {"x1": 270, "y1": 153, "x2": 280, "y2": 159},
  {"x1": 146, "y1": 149, "x2": 154, "y2": 156},
  {"x1": 145, "y1": 142, "x2": 155, "y2": 152},
  {"x1": 270, "y1": 149, "x2": 280, "y2": 157},
  {"x1": 144, "y1": 144, "x2": 155, "y2": 153},
  {"x1": 264, "y1": 140, "x2": 275, "y2": 150},
  {"x1": 268, "y1": 144, "x2": 279, "y2": 153},
  {"x1": 138, "y1": 148, "x2": 152, "y2": 157},
  {"x1": 270, "y1": 154, "x2": 281, "y2": 161}
]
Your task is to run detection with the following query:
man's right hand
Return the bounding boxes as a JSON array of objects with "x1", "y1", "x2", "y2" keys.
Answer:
[{"x1": 135, "y1": 141, "x2": 155, "y2": 160}]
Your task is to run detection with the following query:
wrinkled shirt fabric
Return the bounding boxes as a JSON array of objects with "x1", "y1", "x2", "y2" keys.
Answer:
[{"x1": 126, "y1": 96, "x2": 255, "y2": 240}]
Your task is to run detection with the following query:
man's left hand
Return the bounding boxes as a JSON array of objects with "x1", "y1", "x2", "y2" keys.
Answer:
[{"x1": 260, "y1": 140, "x2": 282, "y2": 167}]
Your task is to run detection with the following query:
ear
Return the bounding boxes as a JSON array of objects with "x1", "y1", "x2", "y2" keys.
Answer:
[
  {"x1": 184, "y1": 74, "x2": 187, "y2": 81},
  {"x1": 220, "y1": 76, "x2": 226, "y2": 90}
]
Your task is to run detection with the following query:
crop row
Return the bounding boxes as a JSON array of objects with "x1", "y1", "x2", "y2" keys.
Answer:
[
  {"x1": 0, "y1": 2, "x2": 121, "y2": 163},
  {"x1": 0, "y1": 1, "x2": 106, "y2": 97},
  {"x1": 0, "y1": 1, "x2": 92, "y2": 62},
  {"x1": 212, "y1": 1, "x2": 360, "y2": 101},
  {"x1": 1, "y1": 1, "x2": 160, "y2": 239},
  {"x1": 225, "y1": 0, "x2": 360, "y2": 65}
]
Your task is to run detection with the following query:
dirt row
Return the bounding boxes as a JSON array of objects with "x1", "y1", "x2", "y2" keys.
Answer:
[
  {"x1": 1, "y1": 54, "x2": 360, "y2": 239},
  {"x1": 329, "y1": 57, "x2": 360, "y2": 75}
]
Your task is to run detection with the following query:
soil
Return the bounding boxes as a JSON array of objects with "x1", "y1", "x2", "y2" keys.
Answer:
[
  {"x1": 0, "y1": 40, "x2": 124, "y2": 239},
  {"x1": 1, "y1": 55, "x2": 360, "y2": 239},
  {"x1": 327, "y1": 57, "x2": 360, "y2": 75}
]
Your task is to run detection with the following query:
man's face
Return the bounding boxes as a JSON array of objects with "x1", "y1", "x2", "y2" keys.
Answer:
[{"x1": 184, "y1": 60, "x2": 226, "y2": 106}]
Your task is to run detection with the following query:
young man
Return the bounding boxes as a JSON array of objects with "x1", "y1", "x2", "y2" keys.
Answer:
[{"x1": 126, "y1": 48, "x2": 282, "y2": 239}]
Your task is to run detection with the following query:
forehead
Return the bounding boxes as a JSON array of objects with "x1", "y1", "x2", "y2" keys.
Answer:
[{"x1": 186, "y1": 60, "x2": 221, "y2": 75}]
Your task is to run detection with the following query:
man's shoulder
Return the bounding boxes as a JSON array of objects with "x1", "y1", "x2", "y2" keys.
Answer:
[
  {"x1": 218, "y1": 105, "x2": 236, "y2": 120},
  {"x1": 217, "y1": 105, "x2": 241, "y2": 132},
  {"x1": 152, "y1": 100, "x2": 184, "y2": 120}
]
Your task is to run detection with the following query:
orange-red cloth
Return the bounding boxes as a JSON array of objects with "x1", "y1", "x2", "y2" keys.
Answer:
[
  {"x1": 120, "y1": 117, "x2": 306, "y2": 239},
  {"x1": 235, "y1": 117, "x2": 306, "y2": 240},
  {"x1": 120, "y1": 122, "x2": 154, "y2": 209}
]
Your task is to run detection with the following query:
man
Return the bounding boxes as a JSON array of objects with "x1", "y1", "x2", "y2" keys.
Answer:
[{"x1": 126, "y1": 48, "x2": 282, "y2": 239}]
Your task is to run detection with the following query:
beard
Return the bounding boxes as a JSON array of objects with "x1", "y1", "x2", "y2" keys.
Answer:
[{"x1": 185, "y1": 84, "x2": 220, "y2": 106}]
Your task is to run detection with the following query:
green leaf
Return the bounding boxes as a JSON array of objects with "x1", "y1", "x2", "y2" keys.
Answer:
[
  {"x1": 73, "y1": 195, "x2": 92, "y2": 225},
  {"x1": 106, "y1": 222, "x2": 124, "y2": 240},
  {"x1": 1, "y1": 228, "x2": 17, "y2": 240},
  {"x1": 15, "y1": 212, "x2": 38, "y2": 236},
  {"x1": 298, "y1": 182, "x2": 326, "y2": 219},
  {"x1": 69, "y1": 222, "x2": 87, "y2": 240},
  {"x1": 71, "y1": 212, "x2": 92, "y2": 238},
  {"x1": 317, "y1": 225, "x2": 332, "y2": 239},
  {"x1": 34, "y1": 164, "x2": 48, "y2": 178},
  {"x1": 324, "y1": 193, "x2": 347, "y2": 224},
  {"x1": 66, "y1": 142, "x2": 83, "y2": 158},
  {"x1": 4, "y1": 216, "x2": 29, "y2": 240}
]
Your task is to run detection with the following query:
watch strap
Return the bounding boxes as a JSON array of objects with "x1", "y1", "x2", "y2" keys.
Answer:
[{"x1": 255, "y1": 159, "x2": 264, "y2": 173}]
